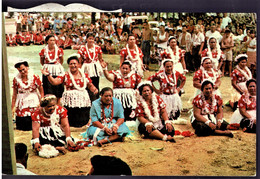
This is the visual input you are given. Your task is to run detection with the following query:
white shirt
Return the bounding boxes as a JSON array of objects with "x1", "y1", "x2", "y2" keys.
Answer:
[
  {"x1": 205, "y1": 30, "x2": 222, "y2": 42},
  {"x1": 247, "y1": 38, "x2": 256, "y2": 52},
  {"x1": 192, "y1": 32, "x2": 205, "y2": 46},
  {"x1": 16, "y1": 163, "x2": 36, "y2": 175}
]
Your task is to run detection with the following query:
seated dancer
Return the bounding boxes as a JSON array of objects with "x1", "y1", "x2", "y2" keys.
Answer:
[
  {"x1": 101, "y1": 60, "x2": 141, "y2": 121},
  {"x1": 193, "y1": 57, "x2": 221, "y2": 97},
  {"x1": 230, "y1": 79, "x2": 256, "y2": 133},
  {"x1": 11, "y1": 60, "x2": 44, "y2": 131},
  {"x1": 41, "y1": 55, "x2": 98, "y2": 127},
  {"x1": 31, "y1": 95, "x2": 75, "y2": 154},
  {"x1": 191, "y1": 80, "x2": 233, "y2": 137},
  {"x1": 120, "y1": 34, "x2": 144, "y2": 77},
  {"x1": 82, "y1": 87, "x2": 130, "y2": 146},
  {"x1": 229, "y1": 54, "x2": 252, "y2": 110},
  {"x1": 135, "y1": 81, "x2": 176, "y2": 142},
  {"x1": 148, "y1": 59, "x2": 186, "y2": 120}
]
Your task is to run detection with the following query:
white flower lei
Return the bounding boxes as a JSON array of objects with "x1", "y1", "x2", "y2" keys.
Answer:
[
  {"x1": 85, "y1": 44, "x2": 96, "y2": 62},
  {"x1": 206, "y1": 39, "x2": 221, "y2": 61},
  {"x1": 163, "y1": 70, "x2": 176, "y2": 87},
  {"x1": 236, "y1": 65, "x2": 252, "y2": 81},
  {"x1": 200, "y1": 93, "x2": 217, "y2": 114},
  {"x1": 167, "y1": 46, "x2": 180, "y2": 64},
  {"x1": 15, "y1": 70, "x2": 34, "y2": 91},
  {"x1": 201, "y1": 67, "x2": 217, "y2": 83},
  {"x1": 68, "y1": 69, "x2": 87, "y2": 91},
  {"x1": 140, "y1": 93, "x2": 160, "y2": 123},
  {"x1": 44, "y1": 44, "x2": 59, "y2": 63},
  {"x1": 126, "y1": 44, "x2": 140, "y2": 62}
]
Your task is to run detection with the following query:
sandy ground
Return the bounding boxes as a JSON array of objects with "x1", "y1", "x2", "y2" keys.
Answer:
[
  {"x1": 12, "y1": 74, "x2": 256, "y2": 176},
  {"x1": 5, "y1": 17, "x2": 256, "y2": 176}
]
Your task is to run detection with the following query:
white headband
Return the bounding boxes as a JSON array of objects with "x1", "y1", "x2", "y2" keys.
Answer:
[
  {"x1": 234, "y1": 54, "x2": 248, "y2": 62},
  {"x1": 137, "y1": 81, "x2": 152, "y2": 90}
]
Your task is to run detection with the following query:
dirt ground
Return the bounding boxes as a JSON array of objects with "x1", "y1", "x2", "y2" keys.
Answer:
[
  {"x1": 5, "y1": 17, "x2": 256, "y2": 176},
  {"x1": 13, "y1": 74, "x2": 256, "y2": 176}
]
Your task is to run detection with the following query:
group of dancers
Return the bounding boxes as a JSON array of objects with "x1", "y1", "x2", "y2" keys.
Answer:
[{"x1": 11, "y1": 32, "x2": 256, "y2": 155}]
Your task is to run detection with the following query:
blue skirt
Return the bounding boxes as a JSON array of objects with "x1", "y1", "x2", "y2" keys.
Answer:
[{"x1": 82, "y1": 119, "x2": 130, "y2": 141}]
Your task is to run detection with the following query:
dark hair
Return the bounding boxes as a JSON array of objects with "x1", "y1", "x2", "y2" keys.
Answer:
[
  {"x1": 121, "y1": 61, "x2": 132, "y2": 68},
  {"x1": 163, "y1": 60, "x2": 173, "y2": 66},
  {"x1": 168, "y1": 36, "x2": 177, "y2": 43},
  {"x1": 246, "y1": 79, "x2": 256, "y2": 88},
  {"x1": 127, "y1": 34, "x2": 135, "y2": 41},
  {"x1": 14, "y1": 61, "x2": 29, "y2": 68},
  {"x1": 201, "y1": 80, "x2": 214, "y2": 91},
  {"x1": 237, "y1": 56, "x2": 248, "y2": 64},
  {"x1": 90, "y1": 155, "x2": 132, "y2": 175},
  {"x1": 40, "y1": 94, "x2": 57, "y2": 107},
  {"x1": 87, "y1": 32, "x2": 95, "y2": 38},
  {"x1": 67, "y1": 55, "x2": 80, "y2": 64},
  {"x1": 45, "y1": 34, "x2": 55, "y2": 43},
  {"x1": 100, "y1": 87, "x2": 113, "y2": 96},
  {"x1": 15, "y1": 143, "x2": 27, "y2": 160},
  {"x1": 138, "y1": 84, "x2": 153, "y2": 95}
]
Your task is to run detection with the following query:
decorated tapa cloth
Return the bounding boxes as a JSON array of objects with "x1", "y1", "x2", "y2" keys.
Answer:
[
  {"x1": 81, "y1": 97, "x2": 130, "y2": 145},
  {"x1": 81, "y1": 61, "x2": 103, "y2": 78}
]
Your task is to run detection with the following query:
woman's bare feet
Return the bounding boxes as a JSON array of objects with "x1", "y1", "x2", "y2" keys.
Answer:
[{"x1": 167, "y1": 136, "x2": 176, "y2": 143}]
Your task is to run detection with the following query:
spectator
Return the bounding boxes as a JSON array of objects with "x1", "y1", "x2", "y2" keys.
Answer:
[{"x1": 15, "y1": 143, "x2": 36, "y2": 175}]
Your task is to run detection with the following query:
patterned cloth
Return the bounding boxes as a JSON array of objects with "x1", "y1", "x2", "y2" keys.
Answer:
[
  {"x1": 148, "y1": 70, "x2": 186, "y2": 94},
  {"x1": 109, "y1": 70, "x2": 141, "y2": 89},
  {"x1": 78, "y1": 45, "x2": 102, "y2": 63}
]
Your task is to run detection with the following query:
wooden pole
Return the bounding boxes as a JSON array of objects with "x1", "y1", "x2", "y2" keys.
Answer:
[{"x1": 2, "y1": 13, "x2": 17, "y2": 175}]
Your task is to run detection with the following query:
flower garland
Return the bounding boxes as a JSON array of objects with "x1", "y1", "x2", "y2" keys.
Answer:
[
  {"x1": 200, "y1": 93, "x2": 217, "y2": 115},
  {"x1": 236, "y1": 65, "x2": 252, "y2": 81},
  {"x1": 68, "y1": 69, "x2": 87, "y2": 91},
  {"x1": 163, "y1": 70, "x2": 176, "y2": 87},
  {"x1": 15, "y1": 70, "x2": 34, "y2": 91},
  {"x1": 101, "y1": 101, "x2": 114, "y2": 123},
  {"x1": 85, "y1": 44, "x2": 96, "y2": 62},
  {"x1": 126, "y1": 44, "x2": 140, "y2": 62},
  {"x1": 167, "y1": 46, "x2": 180, "y2": 64},
  {"x1": 44, "y1": 44, "x2": 59, "y2": 63},
  {"x1": 201, "y1": 67, "x2": 217, "y2": 83},
  {"x1": 117, "y1": 70, "x2": 134, "y2": 88},
  {"x1": 139, "y1": 93, "x2": 160, "y2": 123}
]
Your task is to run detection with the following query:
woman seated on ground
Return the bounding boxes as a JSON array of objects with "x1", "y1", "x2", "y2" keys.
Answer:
[
  {"x1": 101, "y1": 60, "x2": 142, "y2": 121},
  {"x1": 148, "y1": 59, "x2": 186, "y2": 120},
  {"x1": 228, "y1": 54, "x2": 252, "y2": 111},
  {"x1": 230, "y1": 79, "x2": 256, "y2": 133},
  {"x1": 82, "y1": 87, "x2": 130, "y2": 146},
  {"x1": 31, "y1": 95, "x2": 75, "y2": 154},
  {"x1": 11, "y1": 60, "x2": 44, "y2": 131},
  {"x1": 193, "y1": 57, "x2": 221, "y2": 97},
  {"x1": 191, "y1": 79, "x2": 233, "y2": 137},
  {"x1": 41, "y1": 55, "x2": 98, "y2": 127},
  {"x1": 135, "y1": 81, "x2": 176, "y2": 142}
]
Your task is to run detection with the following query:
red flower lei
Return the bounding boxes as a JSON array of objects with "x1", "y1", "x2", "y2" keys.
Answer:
[{"x1": 101, "y1": 101, "x2": 114, "y2": 123}]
